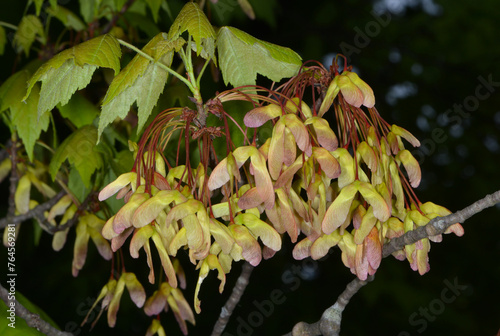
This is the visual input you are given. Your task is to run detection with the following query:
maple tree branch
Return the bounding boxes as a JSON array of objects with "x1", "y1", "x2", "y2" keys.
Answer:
[
  {"x1": 318, "y1": 275, "x2": 374, "y2": 336},
  {"x1": 45, "y1": 191, "x2": 96, "y2": 234},
  {"x1": 0, "y1": 190, "x2": 66, "y2": 229},
  {"x1": 383, "y1": 188, "x2": 500, "y2": 257},
  {"x1": 286, "y1": 188, "x2": 500, "y2": 336},
  {"x1": 283, "y1": 276, "x2": 374, "y2": 336},
  {"x1": 0, "y1": 282, "x2": 73, "y2": 336},
  {"x1": 211, "y1": 262, "x2": 254, "y2": 336}
]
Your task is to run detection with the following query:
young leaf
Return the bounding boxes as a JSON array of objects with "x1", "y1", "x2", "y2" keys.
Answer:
[
  {"x1": 167, "y1": 2, "x2": 216, "y2": 60},
  {"x1": 14, "y1": 15, "x2": 46, "y2": 56},
  {"x1": 99, "y1": 34, "x2": 185, "y2": 138},
  {"x1": 24, "y1": 34, "x2": 121, "y2": 117},
  {"x1": 217, "y1": 26, "x2": 302, "y2": 88},
  {"x1": 49, "y1": 125, "x2": 103, "y2": 188}
]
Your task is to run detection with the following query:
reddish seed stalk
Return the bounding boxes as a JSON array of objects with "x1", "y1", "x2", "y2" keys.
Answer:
[
  {"x1": 396, "y1": 163, "x2": 422, "y2": 211},
  {"x1": 222, "y1": 113, "x2": 231, "y2": 156},
  {"x1": 223, "y1": 111, "x2": 251, "y2": 146},
  {"x1": 176, "y1": 128, "x2": 184, "y2": 167},
  {"x1": 184, "y1": 121, "x2": 194, "y2": 189}
]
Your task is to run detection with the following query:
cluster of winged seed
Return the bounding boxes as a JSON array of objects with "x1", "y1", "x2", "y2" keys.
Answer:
[{"x1": 97, "y1": 68, "x2": 464, "y2": 322}]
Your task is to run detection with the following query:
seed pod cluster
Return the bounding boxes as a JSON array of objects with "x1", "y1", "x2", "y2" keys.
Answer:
[{"x1": 99, "y1": 62, "x2": 463, "y2": 320}]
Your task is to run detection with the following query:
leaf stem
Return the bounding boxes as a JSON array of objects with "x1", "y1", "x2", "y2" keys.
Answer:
[
  {"x1": 116, "y1": 38, "x2": 195, "y2": 93},
  {"x1": 0, "y1": 21, "x2": 18, "y2": 31},
  {"x1": 196, "y1": 58, "x2": 211, "y2": 89},
  {"x1": 179, "y1": 42, "x2": 206, "y2": 124},
  {"x1": 179, "y1": 42, "x2": 203, "y2": 101}
]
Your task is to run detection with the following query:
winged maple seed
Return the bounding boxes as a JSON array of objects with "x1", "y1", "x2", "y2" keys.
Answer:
[{"x1": 95, "y1": 55, "x2": 463, "y2": 332}]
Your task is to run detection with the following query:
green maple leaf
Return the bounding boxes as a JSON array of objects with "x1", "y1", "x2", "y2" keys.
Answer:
[
  {"x1": 14, "y1": 15, "x2": 46, "y2": 56},
  {"x1": 34, "y1": 0, "x2": 44, "y2": 15},
  {"x1": 79, "y1": 0, "x2": 98, "y2": 23},
  {"x1": 167, "y1": 2, "x2": 216, "y2": 61},
  {"x1": 24, "y1": 34, "x2": 121, "y2": 118},
  {"x1": 57, "y1": 93, "x2": 99, "y2": 128},
  {"x1": 98, "y1": 34, "x2": 185, "y2": 138},
  {"x1": 33, "y1": 0, "x2": 58, "y2": 15},
  {"x1": 216, "y1": 26, "x2": 302, "y2": 88},
  {"x1": 46, "y1": 6, "x2": 86, "y2": 31},
  {"x1": 50, "y1": 125, "x2": 103, "y2": 188},
  {"x1": 0, "y1": 71, "x2": 49, "y2": 162},
  {"x1": 49, "y1": 0, "x2": 58, "y2": 10},
  {"x1": 0, "y1": 71, "x2": 28, "y2": 113},
  {"x1": 145, "y1": 0, "x2": 162, "y2": 22}
]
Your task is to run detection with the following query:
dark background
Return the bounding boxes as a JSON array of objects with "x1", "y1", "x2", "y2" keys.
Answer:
[{"x1": 1, "y1": 0, "x2": 499, "y2": 335}]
